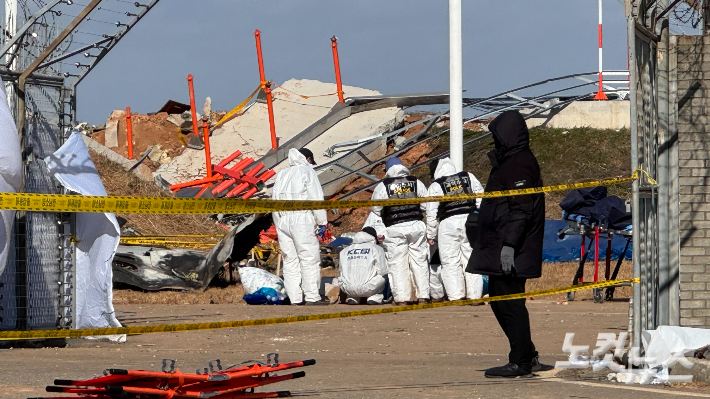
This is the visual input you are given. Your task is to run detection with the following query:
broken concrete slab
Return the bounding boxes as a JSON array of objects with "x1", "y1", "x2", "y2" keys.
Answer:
[
  {"x1": 186, "y1": 133, "x2": 204, "y2": 150},
  {"x1": 156, "y1": 79, "x2": 403, "y2": 194},
  {"x1": 105, "y1": 119, "x2": 119, "y2": 148},
  {"x1": 203, "y1": 97, "x2": 212, "y2": 117},
  {"x1": 109, "y1": 109, "x2": 126, "y2": 120},
  {"x1": 82, "y1": 135, "x2": 153, "y2": 182},
  {"x1": 167, "y1": 114, "x2": 184, "y2": 127},
  {"x1": 525, "y1": 100, "x2": 630, "y2": 130}
]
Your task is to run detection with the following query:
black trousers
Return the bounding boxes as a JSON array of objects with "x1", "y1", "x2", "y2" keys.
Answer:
[{"x1": 488, "y1": 275, "x2": 537, "y2": 369}]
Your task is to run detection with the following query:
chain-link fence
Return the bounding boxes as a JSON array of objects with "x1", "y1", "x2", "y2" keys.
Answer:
[{"x1": 0, "y1": 79, "x2": 71, "y2": 331}]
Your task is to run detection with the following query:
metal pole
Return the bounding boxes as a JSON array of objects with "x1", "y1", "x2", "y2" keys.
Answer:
[
  {"x1": 202, "y1": 118, "x2": 212, "y2": 179},
  {"x1": 4, "y1": 0, "x2": 17, "y2": 112},
  {"x1": 187, "y1": 74, "x2": 199, "y2": 138},
  {"x1": 627, "y1": 1, "x2": 642, "y2": 348},
  {"x1": 17, "y1": 0, "x2": 103, "y2": 155},
  {"x1": 126, "y1": 106, "x2": 133, "y2": 159},
  {"x1": 657, "y1": 2, "x2": 670, "y2": 327},
  {"x1": 255, "y1": 30, "x2": 277, "y2": 150},
  {"x1": 331, "y1": 36, "x2": 344, "y2": 103},
  {"x1": 594, "y1": 0, "x2": 609, "y2": 100},
  {"x1": 449, "y1": 0, "x2": 463, "y2": 171}
]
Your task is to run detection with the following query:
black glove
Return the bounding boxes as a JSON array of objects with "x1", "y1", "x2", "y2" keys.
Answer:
[{"x1": 500, "y1": 246, "x2": 515, "y2": 275}]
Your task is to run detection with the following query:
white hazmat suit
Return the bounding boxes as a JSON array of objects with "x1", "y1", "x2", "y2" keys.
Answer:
[
  {"x1": 426, "y1": 158, "x2": 485, "y2": 300},
  {"x1": 272, "y1": 149, "x2": 327, "y2": 304},
  {"x1": 371, "y1": 164, "x2": 429, "y2": 303},
  {"x1": 338, "y1": 231, "x2": 388, "y2": 304}
]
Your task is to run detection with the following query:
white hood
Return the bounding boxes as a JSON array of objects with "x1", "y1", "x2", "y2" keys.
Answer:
[
  {"x1": 433, "y1": 157, "x2": 458, "y2": 180},
  {"x1": 352, "y1": 231, "x2": 377, "y2": 245},
  {"x1": 385, "y1": 163, "x2": 410, "y2": 178},
  {"x1": 288, "y1": 148, "x2": 310, "y2": 167}
]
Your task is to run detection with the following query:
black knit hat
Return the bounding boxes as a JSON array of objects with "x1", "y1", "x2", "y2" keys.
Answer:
[
  {"x1": 361, "y1": 226, "x2": 378, "y2": 239},
  {"x1": 298, "y1": 148, "x2": 316, "y2": 165}
]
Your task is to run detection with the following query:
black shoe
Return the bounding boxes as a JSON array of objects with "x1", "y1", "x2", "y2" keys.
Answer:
[
  {"x1": 305, "y1": 299, "x2": 330, "y2": 306},
  {"x1": 484, "y1": 363, "x2": 533, "y2": 378},
  {"x1": 531, "y1": 355, "x2": 542, "y2": 372},
  {"x1": 366, "y1": 300, "x2": 381, "y2": 305}
]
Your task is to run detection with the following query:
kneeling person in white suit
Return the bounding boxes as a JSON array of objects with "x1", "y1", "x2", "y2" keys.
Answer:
[
  {"x1": 426, "y1": 157, "x2": 485, "y2": 300},
  {"x1": 338, "y1": 227, "x2": 388, "y2": 305}
]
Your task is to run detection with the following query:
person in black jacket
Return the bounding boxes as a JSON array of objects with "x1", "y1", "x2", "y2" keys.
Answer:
[{"x1": 467, "y1": 110, "x2": 545, "y2": 378}]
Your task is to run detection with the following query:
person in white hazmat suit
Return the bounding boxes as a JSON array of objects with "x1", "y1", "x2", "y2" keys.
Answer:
[
  {"x1": 338, "y1": 227, "x2": 388, "y2": 305},
  {"x1": 426, "y1": 158, "x2": 485, "y2": 300},
  {"x1": 272, "y1": 148, "x2": 329, "y2": 306},
  {"x1": 371, "y1": 157, "x2": 430, "y2": 305}
]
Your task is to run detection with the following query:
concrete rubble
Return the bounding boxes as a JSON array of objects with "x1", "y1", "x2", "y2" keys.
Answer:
[{"x1": 155, "y1": 79, "x2": 404, "y2": 192}]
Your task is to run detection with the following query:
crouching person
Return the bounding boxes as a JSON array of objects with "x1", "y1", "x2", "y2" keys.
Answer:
[{"x1": 338, "y1": 227, "x2": 388, "y2": 305}]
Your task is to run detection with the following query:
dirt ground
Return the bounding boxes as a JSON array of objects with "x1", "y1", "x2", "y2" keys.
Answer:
[
  {"x1": 92, "y1": 112, "x2": 188, "y2": 171},
  {"x1": 0, "y1": 300, "x2": 705, "y2": 398},
  {"x1": 112, "y1": 261, "x2": 633, "y2": 305}
]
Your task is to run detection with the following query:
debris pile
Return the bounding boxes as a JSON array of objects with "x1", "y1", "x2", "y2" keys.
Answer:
[{"x1": 156, "y1": 79, "x2": 403, "y2": 187}]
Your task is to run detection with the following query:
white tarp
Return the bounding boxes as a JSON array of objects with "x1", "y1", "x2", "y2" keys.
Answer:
[
  {"x1": 642, "y1": 326, "x2": 710, "y2": 367},
  {"x1": 0, "y1": 83, "x2": 21, "y2": 277},
  {"x1": 44, "y1": 132, "x2": 122, "y2": 331},
  {"x1": 238, "y1": 267, "x2": 286, "y2": 296}
]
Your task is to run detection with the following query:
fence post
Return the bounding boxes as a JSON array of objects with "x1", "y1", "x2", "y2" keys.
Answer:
[
  {"x1": 594, "y1": 0, "x2": 608, "y2": 100},
  {"x1": 126, "y1": 106, "x2": 133, "y2": 159},
  {"x1": 187, "y1": 74, "x2": 199, "y2": 137},
  {"x1": 331, "y1": 36, "x2": 344, "y2": 103},
  {"x1": 255, "y1": 30, "x2": 277, "y2": 149}
]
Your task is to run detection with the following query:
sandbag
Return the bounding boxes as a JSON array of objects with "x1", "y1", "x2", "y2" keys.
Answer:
[{"x1": 238, "y1": 267, "x2": 286, "y2": 296}]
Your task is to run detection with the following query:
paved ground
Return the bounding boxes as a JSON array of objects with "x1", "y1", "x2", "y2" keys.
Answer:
[{"x1": 1, "y1": 299, "x2": 708, "y2": 398}]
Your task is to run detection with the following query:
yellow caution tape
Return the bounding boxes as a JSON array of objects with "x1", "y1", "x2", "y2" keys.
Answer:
[
  {"x1": 0, "y1": 172, "x2": 642, "y2": 215},
  {"x1": 212, "y1": 85, "x2": 262, "y2": 130},
  {"x1": 0, "y1": 278, "x2": 637, "y2": 340},
  {"x1": 119, "y1": 239, "x2": 215, "y2": 249}
]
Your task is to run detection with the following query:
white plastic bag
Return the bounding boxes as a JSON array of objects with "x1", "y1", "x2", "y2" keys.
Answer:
[{"x1": 238, "y1": 267, "x2": 286, "y2": 296}]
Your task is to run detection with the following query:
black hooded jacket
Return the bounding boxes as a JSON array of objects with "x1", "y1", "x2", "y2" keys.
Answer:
[{"x1": 466, "y1": 111, "x2": 545, "y2": 279}]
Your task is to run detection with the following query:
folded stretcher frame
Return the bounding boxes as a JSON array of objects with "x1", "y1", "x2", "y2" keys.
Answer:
[{"x1": 558, "y1": 218, "x2": 632, "y2": 303}]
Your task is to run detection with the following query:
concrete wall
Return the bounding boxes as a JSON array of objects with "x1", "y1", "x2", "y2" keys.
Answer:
[
  {"x1": 526, "y1": 100, "x2": 630, "y2": 130},
  {"x1": 675, "y1": 36, "x2": 710, "y2": 327}
]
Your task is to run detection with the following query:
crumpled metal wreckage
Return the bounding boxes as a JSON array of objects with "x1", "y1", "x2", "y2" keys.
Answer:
[{"x1": 112, "y1": 214, "x2": 273, "y2": 291}]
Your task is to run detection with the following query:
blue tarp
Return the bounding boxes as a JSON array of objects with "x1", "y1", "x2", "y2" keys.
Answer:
[{"x1": 543, "y1": 220, "x2": 632, "y2": 263}]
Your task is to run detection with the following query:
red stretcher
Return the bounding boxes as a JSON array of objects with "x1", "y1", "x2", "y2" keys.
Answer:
[
  {"x1": 558, "y1": 220, "x2": 632, "y2": 303},
  {"x1": 32, "y1": 357, "x2": 314, "y2": 399}
]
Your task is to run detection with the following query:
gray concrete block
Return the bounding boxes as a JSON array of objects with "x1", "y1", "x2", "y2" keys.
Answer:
[
  {"x1": 681, "y1": 317, "x2": 707, "y2": 326},
  {"x1": 681, "y1": 246, "x2": 706, "y2": 256},
  {"x1": 681, "y1": 264, "x2": 707, "y2": 273},
  {"x1": 105, "y1": 120, "x2": 118, "y2": 148},
  {"x1": 670, "y1": 358, "x2": 710, "y2": 382}
]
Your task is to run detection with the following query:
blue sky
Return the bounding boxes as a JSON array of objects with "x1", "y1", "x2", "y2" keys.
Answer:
[{"x1": 76, "y1": 0, "x2": 631, "y2": 124}]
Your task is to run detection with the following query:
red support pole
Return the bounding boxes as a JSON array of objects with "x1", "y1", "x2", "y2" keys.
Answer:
[
  {"x1": 331, "y1": 36, "x2": 344, "y2": 103},
  {"x1": 202, "y1": 118, "x2": 212, "y2": 178},
  {"x1": 125, "y1": 106, "x2": 133, "y2": 159},
  {"x1": 255, "y1": 30, "x2": 278, "y2": 149},
  {"x1": 187, "y1": 74, "x2": 199, "y2": 137},
  {"x1": 594, "y1": 227, "x2": 600, "y2": 282}
]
